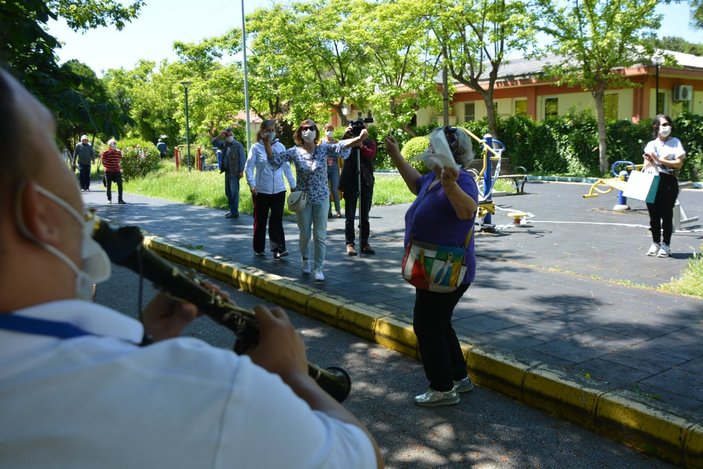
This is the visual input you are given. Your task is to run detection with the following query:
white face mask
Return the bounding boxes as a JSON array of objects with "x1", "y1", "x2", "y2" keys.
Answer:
[
  {"x1": 16, "y1": 184, "x2": 111, "y2": 300},
  {"x1": 109, "y1": 143, "x2": 117, "y2": 150},
  {"x1": 268, "y1": 131, "x2": 276, "y2": 142},
  {"x1": 325, "y1": 130, "x2": 333, "y2": 137},
  {"x1": 301, "y1": 129, "x2": 316, "y2": 142},
  {"x1": 659, "y1": 125, "x2": 672, "y2": 138},
  {"x1": 225, "y1": 136, "x2": 234, "y2": 143}
]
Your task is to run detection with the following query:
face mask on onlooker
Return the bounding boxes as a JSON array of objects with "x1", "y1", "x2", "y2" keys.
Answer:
[
  {"x1": 225, "y1": 136, "x2": 234, "y2": 143},
  {"x1": 659, "y1": 124, "x2": 672, "y2": 138},
  {"x1": 301, "y1": 129, "x2": 316, "y2": 142}
]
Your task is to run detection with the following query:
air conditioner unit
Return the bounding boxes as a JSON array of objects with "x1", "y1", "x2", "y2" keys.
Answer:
[{"x1": 673, "y1": 85, "x2": 693, "y2": 102}]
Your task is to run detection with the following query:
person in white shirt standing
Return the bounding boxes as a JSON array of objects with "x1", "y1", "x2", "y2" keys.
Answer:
[
  {"x1": 642, "y1": 114, "x2": 686, "y2": 258},
  {"x1": 245, "y1": 120, "x2": 296, "y2": 259},
  {"x1": 0, "y1": 68, "x2": 382, "y2": 469}
]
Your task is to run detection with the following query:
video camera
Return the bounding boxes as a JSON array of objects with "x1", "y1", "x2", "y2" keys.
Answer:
[{"x1": 348, "y1": 112, "x2": 374, "y2": 137}]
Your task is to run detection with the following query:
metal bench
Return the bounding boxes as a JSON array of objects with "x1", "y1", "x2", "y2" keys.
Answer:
[{"x1": 468, "y1": 157, "x2": 528, "y2": 193}]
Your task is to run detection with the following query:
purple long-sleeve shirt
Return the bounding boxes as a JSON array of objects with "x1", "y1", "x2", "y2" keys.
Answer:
[{"x1": 403, "y1": 171, "x2": 478, "y2": 285}]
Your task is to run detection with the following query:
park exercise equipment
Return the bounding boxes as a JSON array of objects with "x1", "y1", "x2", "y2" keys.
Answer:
[
  {"x1": 459, "y1": 128, "x2": 505, "y2": 231},
  {"x1": 583, "y1": 160, "x2": 698, "y2": 230},
  {"x1": 583, "y1": 160, "x2": 637, "y2": 210}
]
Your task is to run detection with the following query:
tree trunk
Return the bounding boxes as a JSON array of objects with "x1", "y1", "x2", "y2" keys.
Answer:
[
  {"x1": 592, "y1": 88, "x2": 608, "y2": 174},
  {"x1": 483, "y1": 93, "x2": 499, "y2": 139}
]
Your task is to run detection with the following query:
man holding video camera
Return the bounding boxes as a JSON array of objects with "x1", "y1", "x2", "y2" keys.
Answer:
[{"x1": 339, "y1": 118, "x2": 377, "y2": 256}]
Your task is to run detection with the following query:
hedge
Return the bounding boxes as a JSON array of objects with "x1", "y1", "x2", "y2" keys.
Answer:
[{"x1": 386, "y1": 113, "x2": 701, "y2": 180}]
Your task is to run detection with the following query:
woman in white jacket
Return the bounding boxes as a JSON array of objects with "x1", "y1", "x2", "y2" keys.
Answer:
[{"x1": 245, "y1": 120, "x2": 296, "y2": 259}]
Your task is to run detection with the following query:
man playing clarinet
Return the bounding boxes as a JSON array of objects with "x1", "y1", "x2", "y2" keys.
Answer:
[{"x1": 0, "y1": 68, "x2": 382, "y2": 468}]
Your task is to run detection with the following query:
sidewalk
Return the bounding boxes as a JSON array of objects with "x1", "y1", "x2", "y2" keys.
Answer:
[{"x1": 84, "y1": 181, "x2": 703, "y2": 466}]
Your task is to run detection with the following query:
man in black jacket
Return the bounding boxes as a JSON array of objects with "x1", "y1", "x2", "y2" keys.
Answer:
[
  {"x1": 339, "y1": 124, "x2": 377, "y2": 255},
  {"x1": 212, "y1": 127, "x2": 246, "y2": 218}
]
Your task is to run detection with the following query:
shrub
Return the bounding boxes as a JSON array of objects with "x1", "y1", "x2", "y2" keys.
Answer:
[
  {"x1": 605, "y1": 120, "x2": 650, "y2": 173},
  {"x1": 395, "y1": 113, "x2": 701, "y2": 180},
  {"x1": 673, "y1": 113, "x2": 703, "y2": 181},
  {"x1": 400, "y1": 135, "x2": 430, "y2": 173},
  {"x1": 117, "y1": 137, "x2": 161, "y2": 181}
]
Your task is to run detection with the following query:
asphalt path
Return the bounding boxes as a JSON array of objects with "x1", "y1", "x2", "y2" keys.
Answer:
[{"x1": 95, "y1": 264, "x2": 674, "y2": 469}]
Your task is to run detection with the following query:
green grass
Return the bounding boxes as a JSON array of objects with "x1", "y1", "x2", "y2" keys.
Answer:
[
  {"x1": 125, "y1": 161, "x2": 237, "y2": 211},
  {"x1": 661, "y1": 252, "x2": 703, "y2": 297},
  {"x1": 125, "y1": 161, "x2": 703, "y2": 298}
]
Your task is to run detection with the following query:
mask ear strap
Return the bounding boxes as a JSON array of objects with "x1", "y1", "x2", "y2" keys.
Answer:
[
  {"x1": 14, "y1": 181, "x2": 82, "y2": 279},
  {"x1": 15, "y1": 181, "x2": 42, "y2": 245}
]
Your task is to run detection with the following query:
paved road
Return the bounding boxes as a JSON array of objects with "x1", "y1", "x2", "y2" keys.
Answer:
[
  {"x1": 96, "y1": 264, "x2": 672, "y2": 468},
  {"x1": 83, "y1": 178, "x2": 703, "y2": 465}
]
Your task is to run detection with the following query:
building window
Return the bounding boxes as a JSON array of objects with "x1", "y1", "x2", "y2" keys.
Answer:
[
  {"x1": 604, "y1": 93, "x2": 619, "y2": 121},
  {"x1": 515, "y1": 100, "x2": 527, "y2": 116},
  {"x1": 544, "y1": 97, "x2": 558, "y2": 118},
  {"x1": 464, "y1": 102, "x2": 475, "y2": 122}
]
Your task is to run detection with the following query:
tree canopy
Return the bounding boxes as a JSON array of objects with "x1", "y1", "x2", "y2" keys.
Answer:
[
  {"x1": 3, "y1": 0, "x2": 702, "y2": 165},
  {"x1": 534, "y1": 0, "x2": 661, "y2": 173}
]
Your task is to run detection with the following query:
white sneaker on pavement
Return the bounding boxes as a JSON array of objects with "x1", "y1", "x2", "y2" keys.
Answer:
[
  {"x1": 657, "y1": 243, "x2": 671, "y2": 258},
  {"x1": 314, "y1": 269, "x2": 325, "y2": 282},
  {"x1": 301, "y1": 259, "x2": 311, "y2": 274},
  {"x1": 647, "y1": 243, "x2": 660, "y2": 256},
  {"x1": 413, "y1": 388, "x2": 459, "y2": 407}
]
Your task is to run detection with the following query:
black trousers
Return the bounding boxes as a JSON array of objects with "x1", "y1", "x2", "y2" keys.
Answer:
[
  {"x1": 646, "y1": 173, "x2": 678, "y2": 245},
  {"x1": 344, "y1": 185, "x2": 373, "y2": 246},
  {"x1": 252, "y1": 191, "x2": 286, "y2": 253},
  {"x1": 79, "y1": 164, "x2": 91, "y2": 190},
  {"x1": 413, "y1": 284, "x2": 470, "y2": 392},
  {"x1": 105, "y1": 171, "x2": 123, "y2": 202}
]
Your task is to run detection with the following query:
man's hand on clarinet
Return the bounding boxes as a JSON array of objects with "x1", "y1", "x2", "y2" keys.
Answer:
[
  {"x1": 247, "y1": 305, "x2": 308, "y2": 380},
  {"x1": 141, "y1": 292, "x2": 199, "y2": 342}
]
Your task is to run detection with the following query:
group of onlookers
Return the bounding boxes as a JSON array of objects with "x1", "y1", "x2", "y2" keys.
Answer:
[{"x1": 216, "y1": 119, "x2": 378, "y2": 282}]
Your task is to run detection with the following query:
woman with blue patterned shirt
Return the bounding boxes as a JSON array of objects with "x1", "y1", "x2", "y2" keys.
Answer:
[{"x1": 264, "y1": 119, "x2": 367, "y2": 282}]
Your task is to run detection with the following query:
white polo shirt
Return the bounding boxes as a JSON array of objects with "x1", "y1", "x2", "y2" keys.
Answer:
[{"x1": 0, "y1": 300, "x2": 376, "y2": 468}]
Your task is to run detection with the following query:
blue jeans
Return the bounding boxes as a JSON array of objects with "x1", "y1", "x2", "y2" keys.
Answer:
[
  {"x1": 224, "y1": 172, "x2": 240, "y2": 216},
  {"x1": 327, "y1": 164, "x2": 341, "y2": 214},
  {"x1": 297, "y1": 198, "x2": 329, "y2": 271}
]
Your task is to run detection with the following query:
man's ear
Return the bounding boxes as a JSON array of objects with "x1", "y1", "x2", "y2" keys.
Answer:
[{"x1": 18, "y1": 182, "x2": 62, "y2": 247}]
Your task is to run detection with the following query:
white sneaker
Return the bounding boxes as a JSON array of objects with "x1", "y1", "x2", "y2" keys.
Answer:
[
  {"x1": 413, "y1": 388, "x2": 459, "y2": 407},
  {"x1": 647, "y1": 243, "x2": 660, "y2": 256},
  {"x1": 452, "y1": 377, "x2": 474, "y2": 393},
  {"x1": 657, "y1": 243, "x2": 671, "y2": 258},
  {"x1": 301, "y1": 259, "x2": 311, "y2": 274},
  {"x1": 314, "y1": 269, "x2": 325, "y2": 282}
]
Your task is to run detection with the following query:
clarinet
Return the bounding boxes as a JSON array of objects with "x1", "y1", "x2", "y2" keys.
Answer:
[{"x1": 91, "y1": 216, "x2": 351, "y2": 403}]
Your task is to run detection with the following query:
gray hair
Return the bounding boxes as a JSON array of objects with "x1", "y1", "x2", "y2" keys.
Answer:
[{"x1": 431, "y1": 126, "x2": 474, "y2": 168}]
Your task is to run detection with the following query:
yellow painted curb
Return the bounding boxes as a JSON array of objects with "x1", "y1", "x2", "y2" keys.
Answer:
[
  {"x1": 684, "y1": 423, "x2": 703, "y2": 468},
  {"x1": 595, "y1": 390, "x2": 688, "y2": 465},
  {"x1": 374, "y1": 316, "x2": 417, "y2": 358},
  {"x1": 306, "y1": 292, "x2": 343, "y2": 323},
  {"x1": 523, "y1": 364, "x2": 600, "y2": 428},
  {"x1": 338, "y1": 302, "x2": 385, "y2": 341},
  {"x1": 466, "y1": 348, "x2": 532, "y2": 401}
]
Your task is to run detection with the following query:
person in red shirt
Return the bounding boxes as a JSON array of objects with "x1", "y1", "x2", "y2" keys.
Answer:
[{"x1": 100, "y1": 139, "x2": 125, "y2": 204}]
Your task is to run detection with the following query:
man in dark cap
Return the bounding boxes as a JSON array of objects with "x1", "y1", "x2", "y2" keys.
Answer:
[{"x1": 212, "y1": 127, "x2": 246, "y2": 218}]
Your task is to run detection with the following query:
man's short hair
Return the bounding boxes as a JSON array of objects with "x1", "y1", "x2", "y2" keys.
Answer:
[{"x1": 0, "y1": 69, "x2": 22, "y2": 211}]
